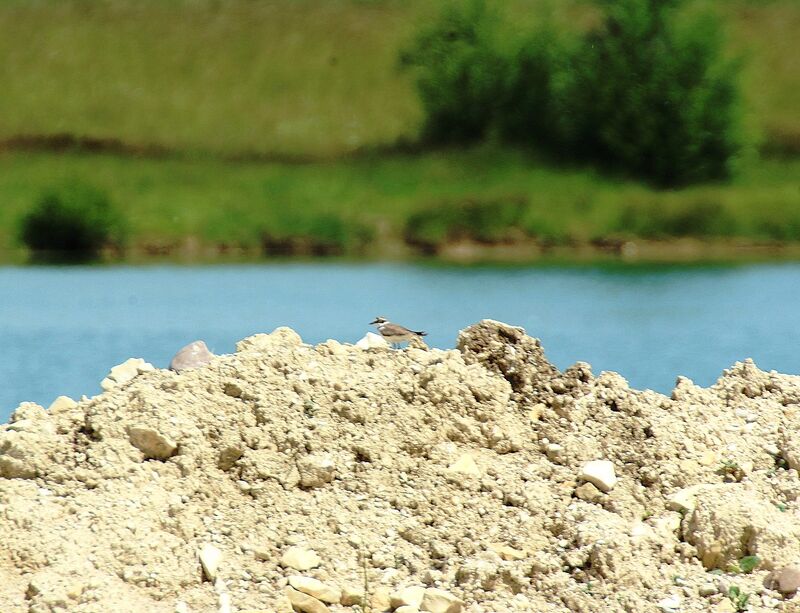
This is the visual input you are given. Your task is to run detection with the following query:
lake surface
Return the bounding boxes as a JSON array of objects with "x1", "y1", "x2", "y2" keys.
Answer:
[{"x1": 1, "y1": 262, "x2": 799, "y2": 422}]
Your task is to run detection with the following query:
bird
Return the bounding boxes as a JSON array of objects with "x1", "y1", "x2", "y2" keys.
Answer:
[{"x1": 370, "y1": 316, "x2": 427, "y2": 348}]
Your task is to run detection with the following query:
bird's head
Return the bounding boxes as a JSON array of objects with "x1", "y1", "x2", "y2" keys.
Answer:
[{"x1": 370, "y1": 316, "x2": 387, "y2": 325}]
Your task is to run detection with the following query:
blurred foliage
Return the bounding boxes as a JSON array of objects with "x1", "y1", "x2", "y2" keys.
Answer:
[
  {"x1": 1, "y1": 150, "x2": 799, "y2": 259},
  {"x1": 404, "y1": 196, "x2": 528, "y2": 251},
  {"x1": 403, "y1": 0, "x2": 744, "y2": 186},
  {"x1": 19, "y1": 181, "x2": 126, "y2": 257},
  {"x1": 262, "y1": 212, "x2": 374, "y2": 256},
  {"x1": 399, "y1": 0, "x2": 508, "y2": 144}
]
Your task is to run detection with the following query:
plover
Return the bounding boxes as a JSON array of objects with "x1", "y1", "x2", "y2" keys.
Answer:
[{"x1": 370, "y1": 316, "x2": 427, "y2": 347}]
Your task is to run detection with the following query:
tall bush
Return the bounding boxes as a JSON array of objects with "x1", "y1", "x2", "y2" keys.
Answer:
[
  {"x1": 19, "y1": 181, "x2": 126, "y2": 257},
  {"x1": 399, "y1": 0, "x2": 508, "y2": 144},
  {"x1": 404, "y1": 0, "x2": 744, "y2": 186},
  {"x1": 567, "y1": 0, "x2": 743, "y2": 185}
]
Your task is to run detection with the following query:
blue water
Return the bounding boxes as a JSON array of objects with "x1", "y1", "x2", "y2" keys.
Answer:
[{"x1": 1, "y1": 262, "x2": 799, "y2": 422}]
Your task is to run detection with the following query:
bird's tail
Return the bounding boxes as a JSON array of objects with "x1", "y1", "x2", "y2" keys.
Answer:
[{"x1": 415, "y1": 330, "x2": 427, "y2": 337}]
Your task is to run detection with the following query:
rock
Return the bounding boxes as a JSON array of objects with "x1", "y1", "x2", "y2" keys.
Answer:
[
  {"x1": 280, "y1": 547, "x2": 321, "y2": 571},
  {"x1": 128, "y1": 426, "x2": 178, "y2": 460},
  {"x1": 339, "y1": 585, "x2": 363, "y2": 606},
  {"x1": 666, "y1": 485, "x2": 705, "y2": 513},
  {"x1": 714, "y1": 600, "x2": 736, "y2": 613},
  {"x1": 224, "y1": 382, "x2": 244, "y2": 398},
  {"x1": 421, "y1": 587, "x2": 464, "y2": 613},
  {"x1": 698, "y1": 583, "x2": 717, "y2": 596},
  {"x1": 699, "y1": 449, "x2": 717, "y2": 466},
  {"x1": 395, "y1": 607, "x2": 419, "y2": 613},
  {"x1": 784, "y1": 438, "x2": 800, "y2": 471},
  {"x1": 101, "y1": 358, "x2": 154, "y2": 390},
  {"x1": 575, "y1": 482, "x2": 603, "y2": 503},
  {"x1": 777, "y1": 564, "x2": 800, "y2": 594},
  {"x1": 447, "y1": 453, "x2": 480, "y2": 477},
  {"x1": 390, "y1": 585, "x2": 425, "y2": 609},
  {"x1": 657, "y1": 595, "x2": 681, "y2": 612},
  {"x1": 10, "y1": 402, "x2": 48, "y2": 422},
  {"x1": 297, "y1": 455, "x2": 335, "y2": 488},
  {"x1": 370, "y1": 587, "x2": 392, "y2": 612},
  {"x1": 456, "y1": 319, "x2": 559, "y2": 402},
  {"x1": 684, "y1": 484, "x2": 800, "y2": 569},
  {"x1": 218, "y1": 445, "x2": 244, "y2": 471},
  {"x1": 47, "y1": 396, "x2": 77, "y2": 414},
  {"x1": 169, "y1": 340, "x2": 215, "y2": 372},
  {"x1": 199, "y1": 544, "x2": 222, "y2": 581},
  {"x1": 284, "y1": 587, "x2": 330, "y2": 613},
  {"x1": 288, "y1": 576, "x2": 341, "y2": 604},
  {"x1": 578, "y1": 460, "x2": 618, "y2": 493},
  {"x1": 237, "y1": 327, "x2": 303, "y2": 352},
  {"x1": 355, "y1": 332, "x2": 389, "y2": 350}
]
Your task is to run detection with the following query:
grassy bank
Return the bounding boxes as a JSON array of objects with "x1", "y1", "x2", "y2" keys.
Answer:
[
  {"x1": 0, "y1": 0, "x2": 798, "y2": 156},
  {"x1": 2, "y1": 149, "x2": 799, "y2": 262}
]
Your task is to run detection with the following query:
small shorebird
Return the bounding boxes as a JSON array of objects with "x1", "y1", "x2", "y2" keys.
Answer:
[{"x1": 370, "y1": 316, "x2": 427, "y2": 348}]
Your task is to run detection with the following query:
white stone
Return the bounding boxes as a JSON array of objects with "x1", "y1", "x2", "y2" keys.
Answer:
[
  {"x1": 280, "y1": 546, "x2": 321, "y2": 571},
  {"x1": 285, "y1": 587, "x2": 330, "y2": 613},
  {"x1": 777, "y1": 564, "x2": 800, "y2": 594},
  {"x1": 297, "y1": 455, "x2": 335, "y2": 488},
  {"x1": 101, "y1": 358, "x2": 154, "y2": 390},
  {"x1": 128, "y1": 426, "x2": 177, "y2": 460},
  {"x1": 199, "y1": 544, "x2": 222, "y2": 581},
  {"x1": 339, "y1": 585, "x2": 363, "y2": 606},
  {"x1": 355, "y1": 332, "x2": 389, "y2": 350},
  {"x1": 666, "y1": 485, "x2": 703, "y2": 513},
  {"x1": 288, "y1": 576, "x2": 341, "y2": 604},
  {"x1": 390, "y1": 585, "x2": 425, "y2": 609},
  {"x1": 395, "y1": 607, "x2": 419, "y2": 613},
  {"x1": 447, "y1": 454, "x2": 480, "y2": 477},
  {"x1": 421, "y1": 587, "x2": 464, "y2": 613},
  {"x1": 578, "y1": 460, "x2": 618, "y2": 493},
  {"x1": 657, "y1": 594, "x2": 681, "y2": 612},
  {"x1": 47, "y1": 396, "x2": 77, "y2": 413}
]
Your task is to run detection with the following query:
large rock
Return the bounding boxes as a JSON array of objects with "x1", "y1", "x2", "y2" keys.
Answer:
[
  {"x1": 101, "y1": 358, "x2": 155, "y2": 391},
  {"x1": 281, "y1": 546, "x2": 321, "y2": 571},
  {"x1": 127, "y1": 426, "x2": 178, "y2": 460},
  {"x1": 421, "y1": 587, "x2": 464, "y2": 613},
  {"x1": 578, "y1": 460, "x2": 618, "y2": 493},
  {"x1": 456, "y1": 320, "x2": 558, "y2": 402},
  {"x1": 285, "y1": 587, "x2": 330, "y2": 613},
  {"x1": 683, "y1": 484, "x2": 800, "y2": 569},
  {"x1": 169, "y1": 340, "x2": 215, "y2": 372},
  {"x1": 288, "y1": 576, "x2": 341, "y2": 604}
]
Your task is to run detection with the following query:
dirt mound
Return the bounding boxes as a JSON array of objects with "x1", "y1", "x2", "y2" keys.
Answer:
[{"x1": 1, "y1": 320, "x2": 799, "y2": 613}]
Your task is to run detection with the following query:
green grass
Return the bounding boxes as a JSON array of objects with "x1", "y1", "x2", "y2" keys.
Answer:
[
  {"x1": 1, "y1": 149, "x2": 799, "y2": 257},
  {"x1": 0, "y1": 0, "x2": 797, "y2": 156}
]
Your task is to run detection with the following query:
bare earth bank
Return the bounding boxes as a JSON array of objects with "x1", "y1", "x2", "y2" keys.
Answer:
[{"x1": 1, "y1": 321, "x2": 799, "y2": 612}]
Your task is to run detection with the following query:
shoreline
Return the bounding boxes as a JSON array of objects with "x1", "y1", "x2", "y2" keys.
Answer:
[{"x1": 4, "y1": 237, "x2": 800, "y2": 267}]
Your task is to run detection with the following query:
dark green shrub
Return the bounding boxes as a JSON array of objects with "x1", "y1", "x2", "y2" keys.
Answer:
[
  {"x1": 497, "y1": 26, "x2": 581, "y2": 155},
  {"x1": 405, "y1": 196, "x2": 528, "y2": 252},
  {"x1": 19, "y1": 181, "x2": 126, "y2": 256},
  {"x1": 399, "y1": 0, "x2": 509, "y2": 144},
  {"x1": 403, "y1": 0, "x2": 744, "y2": 186},
  {"x1": 567, "y1": 0, "x2": 744, "y2": 185}
]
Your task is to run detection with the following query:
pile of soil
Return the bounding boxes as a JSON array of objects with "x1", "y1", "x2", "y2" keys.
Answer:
[{"x1": 1, "y1": 320, "x2": 799, "y2": 613}]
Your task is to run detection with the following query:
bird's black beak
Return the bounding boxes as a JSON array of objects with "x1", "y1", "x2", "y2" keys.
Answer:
[{"x1": 370, "y1": 318, "x2": 380, "y2": 325}]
